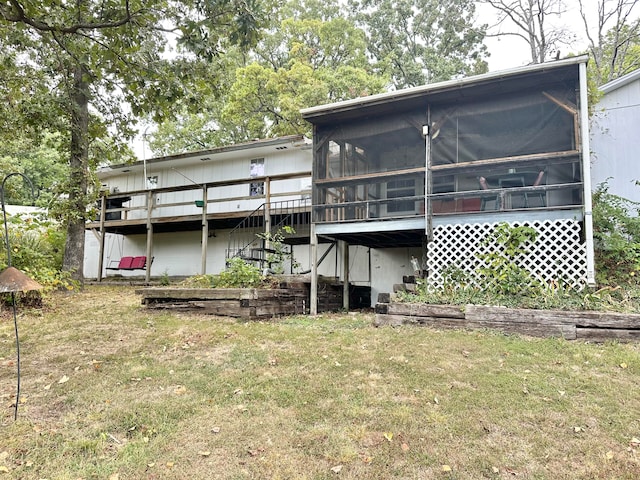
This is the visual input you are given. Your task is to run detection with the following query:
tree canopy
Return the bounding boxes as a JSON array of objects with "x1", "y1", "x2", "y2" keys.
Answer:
[
  {"x1": 150, "y1": 0, "x2": 489, "y2": 153},
  {"x1": 350, "y1": 0, "x2": 488, "y2": 87},
  {"x1": 579, "y1": 0, "x2": 640, "y2": 86},
  {"x1": 0, "y1": 0, "x2": 263, "y2": 282}
]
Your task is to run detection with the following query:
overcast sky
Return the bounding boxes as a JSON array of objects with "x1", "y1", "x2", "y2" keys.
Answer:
[
  {"x1": 479, "y1": 0, "x2": 640, "y2": 71},
  {"x1": 477, "y1": 1, "x2": 587, "y2": 71}
]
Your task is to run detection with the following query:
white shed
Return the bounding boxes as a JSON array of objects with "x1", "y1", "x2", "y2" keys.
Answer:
[{"x1": 591, "y1": 68, "x2": 640, "y2": 202}]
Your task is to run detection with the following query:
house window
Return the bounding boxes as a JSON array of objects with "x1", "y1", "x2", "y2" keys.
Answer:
[
  {"x1": 146, "y1": 175, "x2": 158, "y2": 189},
  {"x1": 387, "y1": 179, "x2": 416, "y2": 213},
  {"x1": 250, "y1": 158, "x2": 264, "y2": 196}
]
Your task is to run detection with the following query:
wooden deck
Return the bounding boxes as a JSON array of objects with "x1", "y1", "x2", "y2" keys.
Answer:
[{"x1": 374, "y1": 301, "x2": 640, "y2": 342}]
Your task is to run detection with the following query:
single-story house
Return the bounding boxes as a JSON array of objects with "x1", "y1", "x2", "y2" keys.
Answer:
[{"x1": 88, "y1": 55, "x2": 595, "y2": 311}]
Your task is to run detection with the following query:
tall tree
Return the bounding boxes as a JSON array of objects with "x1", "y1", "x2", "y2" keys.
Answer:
[
  {"x1": 221, "y1": 16, "x2": 387, "y2": 140},
  {"x1": 579, "y1": 0, "x2": 640, "y2": 85},
  {"x1": 349, "y1": 0, "x2": 488, "y2": 87},
  {"x1": 0, "y1": 1, "x2": 261, "y2": 283},
  {"x1": 480, "y1": 0, "x2": 574, "y2": 64},
  {"x1": 151, "y1": 10, "x2": 387, "y2": 150}
]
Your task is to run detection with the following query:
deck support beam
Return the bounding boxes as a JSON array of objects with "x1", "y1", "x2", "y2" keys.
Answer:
[
  {"x1": 341, "y1": 240, "x2": 349, "y2": 311},
  {"x1": 97, "y1": 196, "x2": 106, "y2": 282},
  {"x1": 579, "y1": 61, "x2": 596, "y2": 286},
  {"x1": 145, "y1": 191, "x2": 154, "y2": 283},
  {"x1": 310, "y1": 223, "x2": 318, "y2": 315},
  {"x1": 201, "y1": 186, "x2": 208, "y2": 275}
]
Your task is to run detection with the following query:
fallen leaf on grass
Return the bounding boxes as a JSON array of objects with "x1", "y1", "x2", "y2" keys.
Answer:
[
  {"x1": 198, "y1": 451, "x2": 211, "y2": 457},
  {"x1": 211, "y1": 427, "x2": 221, "y2": 434},
  {"x1": 331, "y1": 465, "x2": 343, "y2": 474},
  {"x1": 248, "y1": 447, "x2": 265, "y2": 457},
  {"x1": 173, "y1": 386, "x2": 187, "y2": 395},
  {"x1": 630, "y1": 437, "x2": 640, "y2": 447},
  {"x1": 441, "y1": 464, "x2": 452, "y2": 472},
  {"x1": 166, "y1": 461, "x2": 175, "y2": 468},
  {"x1": 0, "y1": 466, "x2": 9, "y2": 473},
  {"x1": 619, "y1": 363, "x2": 628, "y2": 369},
  {"x1": 383, "y1": 432, "x2": 393, "y2": 442},
  {"x1": 58, "y1": 375, "x2": 69, "y2": 384}
]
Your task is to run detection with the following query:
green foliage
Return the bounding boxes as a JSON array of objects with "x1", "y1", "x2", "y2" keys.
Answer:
[
  {"x1": 349, "y1": 0, "x2": 488, "y2": 88},
  {"x1": 592, "y1": 183, "x2": 640, "y2": 285},
  {"x1": 399, "y1": 210, "x2": 640, "y2": 312},
  {"x1": 587, "y1": 18, "x2": 640, "y2": 88},
  {"x1": 477, "y1": 223, "x2": 541, "y2": 296},
  {"x1": 215, "y1": 257, "x2": 263, "y2": 288},
  {"x1": 256, "y1": 226, "x2": 299, "y2": 275},
  {"x1": 180, "y1": 274, "x2": 216, "y2": 288},
  {"x1": 0, "y1": 212, "x2": 77, "y2": 294},
  {"x1": 221, "y1": 16, "x2": 387, "y2": 140},
  {"x1": 0, "y1": 0, "x2": 264, "y2": 278},
  {"x1": 401, "y1": 223, "x2": 586, "y2": 309},
  {"x1": 0, "y1": 133, "x2": 68, "y2": 207},
  {"x1": 160, "y1": 270, "x2": 171, "y2": 286}
]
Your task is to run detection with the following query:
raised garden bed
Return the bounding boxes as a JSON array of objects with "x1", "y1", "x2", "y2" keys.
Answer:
[
  {"x1": 374, "y1": 297, "x2": 640, "y2": 342},
  {"x1": 137, "y1": 286, "x2": 309, "y2": 318},
  {"x1": 136, "y1": 277, "x2": 371, "y2": 319}
]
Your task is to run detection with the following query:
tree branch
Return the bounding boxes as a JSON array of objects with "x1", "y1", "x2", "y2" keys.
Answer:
[{"x1": 1, "y1": 0, "x2": 140, "y2": 33}]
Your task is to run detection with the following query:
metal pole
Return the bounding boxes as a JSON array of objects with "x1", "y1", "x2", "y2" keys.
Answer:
[{"x1": 1, "y1": 173, "x2": 36, "y2": 421}]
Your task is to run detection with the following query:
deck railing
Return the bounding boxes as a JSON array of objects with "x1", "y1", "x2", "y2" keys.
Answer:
[{"x1": 225, "y1": 198, "x2": 312, "y2": 268}]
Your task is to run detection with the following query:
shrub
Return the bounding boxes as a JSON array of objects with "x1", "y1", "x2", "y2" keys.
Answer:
[
  {"x1": 0, "y1": 212, "x2": 75, "y2": 292},
  {"x1": 256, "y1": 226, "x2": 299, "y2": 274},
  {"x1": 214, "y1": 257, "x2": 263, "y2": 288},
  {"x1": 592, "y1": 183, "x2": 640, "y2": 285},
  {"x1": 477, "y1": 222, "x2": 542, "y2": 296},
  {"x1": 0, "y1": 211, "x2": 76, "y2": 306}
]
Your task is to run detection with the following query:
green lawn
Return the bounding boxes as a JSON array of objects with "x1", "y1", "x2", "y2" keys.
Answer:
[{"x1": 0, "y1": 286, "x2": 638, "y2": 479}]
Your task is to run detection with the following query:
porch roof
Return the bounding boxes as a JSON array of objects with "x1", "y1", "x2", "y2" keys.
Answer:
[{"x1": 301, "y1": 55, "x2": 588, "y2": 125}]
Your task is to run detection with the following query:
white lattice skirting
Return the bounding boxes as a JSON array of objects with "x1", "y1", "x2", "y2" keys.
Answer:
[{"x1": 426, "y1": 219, "x2": 587, "y2": 289}]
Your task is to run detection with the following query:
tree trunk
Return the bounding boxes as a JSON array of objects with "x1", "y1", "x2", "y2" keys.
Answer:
[{"x1": 62, "y1": 64, "x2": 90, "y2": 286}]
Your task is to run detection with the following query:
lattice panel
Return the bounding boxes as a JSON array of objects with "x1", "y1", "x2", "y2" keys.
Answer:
[{"x1": 426, "y1": 219, "x2": 587, "y2": 289}]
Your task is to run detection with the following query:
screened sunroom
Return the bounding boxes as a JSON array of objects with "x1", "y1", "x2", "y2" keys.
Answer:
[{"x1": 302, "y1": 55, "x2": 594, "y2": 295}]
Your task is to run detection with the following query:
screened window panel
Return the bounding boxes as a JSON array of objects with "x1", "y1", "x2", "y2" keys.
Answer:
[{"x1": 430, "y1": 88, "x2": 577, "y2": 165}]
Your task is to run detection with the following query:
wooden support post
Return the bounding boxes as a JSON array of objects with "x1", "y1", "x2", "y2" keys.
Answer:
[
  {"x1": 145, "y1": 191, "x2": 154, "y2": 283},
  {"x1": 264, "y1": 177, "x2": 271, "y2": 243},
  {"x1": 201, "y1": 186, "x2": 208, "y2": 275},
  {"x1": 310, "y1": 223, "x2": 318, "y2": 315},
  {"x1": 342, "y1": 240, "x2": 349, "y2": 311},
  {"x1": 97, "y1": 195, "x2": 106, "y2": 282}
]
